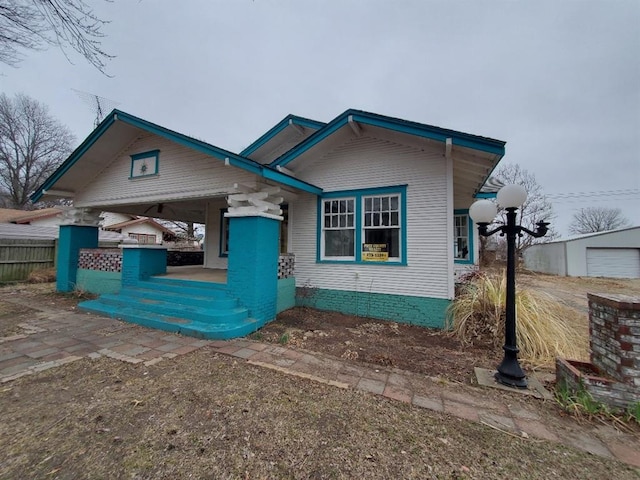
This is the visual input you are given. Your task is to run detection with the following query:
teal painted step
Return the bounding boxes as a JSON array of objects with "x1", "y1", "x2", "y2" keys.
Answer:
[
  {"x1": 78, "y1": 300, "x2": 259, "y2": 340},
  {"x1": 77, "y1": 277, "x2": 259, "y2": 339},
  {"x1": 117, "y1": 287, "x2": 238, "y2": 310},
  {"x1": 133, "y1": 279, "x2": 230, "y2": 298},
  {"x1": 95, "y1": 294, "x2": 248, "y2": 324}
]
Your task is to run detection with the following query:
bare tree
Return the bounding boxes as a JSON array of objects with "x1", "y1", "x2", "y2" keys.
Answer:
[
  {"x1": 569, "y1": 207, "x2": 630, "y2": 235},
  {"x1": 0, "y1": 0, "x2": 112, "y2": 74},
  {"x1": 0, "y1": 92, "x2": 74, "y2": 208},
  {"x1": 491, "y1": 163, "x2": 558, "y2": 255}
]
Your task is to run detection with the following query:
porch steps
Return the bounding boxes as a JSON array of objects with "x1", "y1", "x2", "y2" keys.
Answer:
[{"x1": 78, "y1": 277, "x2": 259, "y2": 340}]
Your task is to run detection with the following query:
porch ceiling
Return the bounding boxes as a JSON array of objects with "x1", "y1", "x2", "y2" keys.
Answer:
[{"x1": 93, "y1": 196, "x2": 224, "y2": 224}]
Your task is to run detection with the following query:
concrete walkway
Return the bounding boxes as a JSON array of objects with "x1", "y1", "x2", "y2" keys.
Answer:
[{"x1": 0, "y1": 296, "x2": 638, "y2": 468}]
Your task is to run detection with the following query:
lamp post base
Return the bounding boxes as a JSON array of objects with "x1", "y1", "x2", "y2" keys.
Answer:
[
  {"x1": 495, "y1": 349, "x2": 528, "y2": 389},
  {"x1": 494, "y1": 371, "x2": 528, "y2": 389}
]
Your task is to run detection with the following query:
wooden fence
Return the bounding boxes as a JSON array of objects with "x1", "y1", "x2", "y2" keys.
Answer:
[{"x1": 0, "y1": 239, "x2": 56, "y2": 283}]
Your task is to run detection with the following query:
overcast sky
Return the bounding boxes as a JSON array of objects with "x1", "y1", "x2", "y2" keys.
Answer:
[{"x1": 2, "y1": 0, "x2": 638, "y2": 236}]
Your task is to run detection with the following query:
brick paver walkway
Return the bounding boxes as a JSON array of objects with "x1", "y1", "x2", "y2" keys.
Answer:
[{"x1": 1, "y1": 294, "x2": 638, "y2": 468}]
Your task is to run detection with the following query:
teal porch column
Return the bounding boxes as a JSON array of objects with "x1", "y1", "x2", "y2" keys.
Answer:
[
  {"x1": 57, "y1": 225, "x2": 99, "y2": 292},
  {"x1": 226, "y1": 215, "x2": 280, "y2": 325},
  {"x1": 122, "y1": 246, "x2": 167, "y2": 286}
]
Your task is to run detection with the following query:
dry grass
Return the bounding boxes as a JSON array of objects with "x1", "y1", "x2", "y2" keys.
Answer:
[
  {"x1": 447, "y1": 272, "x2": 588, "y2": 367},
  {"x1": 27, "y1": 267, "x2": 56, "y2": 283}
]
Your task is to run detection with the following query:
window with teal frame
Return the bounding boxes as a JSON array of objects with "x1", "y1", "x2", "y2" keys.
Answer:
[
  {"x1": 454, "y1": 209, "x2": 473, "y2": 264},
  {"x1": 317, "y1": 185, "x2": 407, "y2": 265},
  {"x1": 130, "y1": 150, "x2": 160, "y2": 178}
]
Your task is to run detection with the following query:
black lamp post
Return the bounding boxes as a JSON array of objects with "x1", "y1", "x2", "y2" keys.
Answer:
[{"x1": 469, "y1": 185, "x2": 549, "y2": 389}]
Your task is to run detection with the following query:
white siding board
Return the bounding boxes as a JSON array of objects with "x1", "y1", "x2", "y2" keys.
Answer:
[
  {"x1": 28, "y1": 216, "x2": 62, "y2": 228},
  {"x1": 74, "y1": 135, "x2": 258, "y2": 208},
  {"x1": 291, "y1": 135, "x2": 450, "y2": 299}
]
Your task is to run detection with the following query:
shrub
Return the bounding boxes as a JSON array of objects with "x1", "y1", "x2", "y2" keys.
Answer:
[{"x1": 446, "y1": 272, "x2": 588, "y2": 367}]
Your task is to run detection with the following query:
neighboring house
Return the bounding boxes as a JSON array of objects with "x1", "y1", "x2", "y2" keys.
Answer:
[
  {"x1": 30, "y1": 108, "x2": 505, "y2": 338},
  {"x1": 0, "y1": 207, "x2": 65, "y2": 227},
  {"x1": 524, "y1": 227, "x2": 640, "y2": 278},
  {"x1": 101, "y1": 212, "x2": 176, "y2": 244},
  {"x1": 0, "y1": 208, "x2": 35, "y2": 223},
  {"x1": 0, "y1": 208, "x2": 174, "y2": 244}
]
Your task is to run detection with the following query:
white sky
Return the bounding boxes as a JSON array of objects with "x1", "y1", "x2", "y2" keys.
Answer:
[{"x1": 1, "y1": 0, "x2": 638, "y2": 236}]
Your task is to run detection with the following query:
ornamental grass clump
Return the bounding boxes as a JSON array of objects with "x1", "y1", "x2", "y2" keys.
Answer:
[{"x1": 447, "y1": 272, "x2": 588, "y2": 367}]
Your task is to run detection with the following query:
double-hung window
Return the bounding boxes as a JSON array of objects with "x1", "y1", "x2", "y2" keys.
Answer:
[
  {"x1": 322, "y1": 198, "x2": 355, "y2": 259},
  {"x1": 319, "y1": 185, "x2": 406, "y2": 264},
  {"x1": 363, "y1": 194, "x2": 400, "y2": 259},
  {"x1": 453, "y1": 210, "x2": 472, "y2": 263}
]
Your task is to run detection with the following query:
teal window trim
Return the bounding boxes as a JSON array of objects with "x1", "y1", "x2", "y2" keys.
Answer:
[
  {"x1": 454, "y1": 209, "x2": 474, "y2": 264},
  {"x1": 219, "y1": 209, "x2": 229, "y2": 257},
  {"x1": 129, "y1": 149, "x2": 160, "y2": 179},
  {"x1": 316, "y1": 185, "x2": 408, "y2": 266}
]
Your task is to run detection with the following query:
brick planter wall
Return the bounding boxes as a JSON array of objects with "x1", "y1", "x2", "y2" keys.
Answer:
[
  {"x1": 588, "y1": 293, "x2": 640, "y2": 387},
  {"x1": 557, "y1": 293, "x2": 640, "y2": 410}
]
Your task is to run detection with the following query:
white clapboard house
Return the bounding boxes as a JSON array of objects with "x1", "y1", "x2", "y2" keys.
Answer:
[{"x1": 31, "y1": 109, "x2": 505, "y2": 339}]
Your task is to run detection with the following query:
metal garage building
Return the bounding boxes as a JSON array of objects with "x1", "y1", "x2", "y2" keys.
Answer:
[{"x1": 523, "y1": 226, "x2": 640, "y2": 278}]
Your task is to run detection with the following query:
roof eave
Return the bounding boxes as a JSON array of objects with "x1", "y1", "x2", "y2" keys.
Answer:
[
  {"x1": 269, "y1": 109, "x2": 506, "y2": 168},
  {"x1": 31, "y1": 110, "x2": 324, "y2": 202},
  {"x1": 240, "y1": 114, "x2": 326, "y2": 157}
]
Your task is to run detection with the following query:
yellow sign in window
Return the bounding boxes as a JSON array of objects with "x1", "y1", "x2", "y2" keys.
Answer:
[{"x1": 362, "y1": 243, "x2": 388, "y2": 261}]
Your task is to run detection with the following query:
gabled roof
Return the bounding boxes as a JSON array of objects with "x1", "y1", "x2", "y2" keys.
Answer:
[
  {"x1": 0, "y1": 208, "x2": 29, "y2": 223},
  {"x1": 30, "y1": 109, "x2": 323, "y2": 203},
  {"x1": 104, "y1": 216, "x2": 176, "y2": 236},
  {"x1": 240, "y1": 114, "x2": 325, "y2": 158},
  {"x1": 10, "y1": 207, "x2": 64, "y2": 224},
  {"x1": 269, "y1": 109, "x2": 506, "y2": 168}
]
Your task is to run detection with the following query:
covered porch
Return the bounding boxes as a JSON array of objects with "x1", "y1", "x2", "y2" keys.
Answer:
[{"x1": 28, "y1": 109, "x2": 317, "y2": 339}]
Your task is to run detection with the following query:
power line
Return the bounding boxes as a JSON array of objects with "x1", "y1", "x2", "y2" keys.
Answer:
[{"x1": 545, "y1": 188, "x2": 639, "y2": 200}]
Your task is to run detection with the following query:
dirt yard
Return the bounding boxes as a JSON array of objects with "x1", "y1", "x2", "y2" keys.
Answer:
[
  {"x1": 2, "y1": 351, "x2": 636, "y2": 480},
  {"x1": 256, "y1": 271, "x2": 640, "y2": 384},
  {"x1": 1, "y1": 274, "x2": 639, "y2": 479}
]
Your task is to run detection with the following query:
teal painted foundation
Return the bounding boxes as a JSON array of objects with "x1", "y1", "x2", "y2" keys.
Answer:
[
  {"x1": 296, "y1": 287, "x2": 450, "y2": 328},
  {"x1": 277, "y1": 277, "x2": 296, "y2": 313},
  {"x1": 57, "y1": 225, "x2": 98, "y2": 292},
  {"x1": 76, "y1": 269, "x2": 122, "y2": 295}
]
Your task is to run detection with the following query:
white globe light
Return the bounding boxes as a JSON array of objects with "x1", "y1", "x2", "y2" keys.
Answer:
[
  {"x1": 469, "y1": 199, "x2": 498, "y2": 223},
  {"x1": 497, "y1": 184, "x2": 527, "y2": 208}
]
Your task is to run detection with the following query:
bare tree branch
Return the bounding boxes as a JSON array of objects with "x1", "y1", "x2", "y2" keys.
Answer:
[
  {"x1": 490, "y1": 163, "x2": 558, "y2": 255},
  {"x1": 568, "y1": 207, "x2": 630, "y2": 235},
  {"x1": 0, "y1": 92, "x2": 74, "y2": 208},
  {"x1": 0, "y1": 0, "x2": 113, "y2": 74}
]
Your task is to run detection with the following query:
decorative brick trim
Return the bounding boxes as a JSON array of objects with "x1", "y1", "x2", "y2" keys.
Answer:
[
  {"x1": 278, "y1": 254, "x2": 295, "y2": 279},
  {"x1": 78, "y1": 248, "x2": 123, "y2": 272}
]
